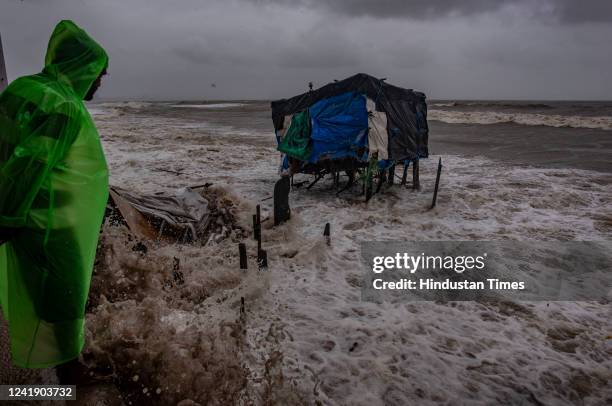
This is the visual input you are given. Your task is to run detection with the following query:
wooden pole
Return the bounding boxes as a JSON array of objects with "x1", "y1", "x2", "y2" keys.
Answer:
[
  {"x1": 323, "y1": 223, "x2": 330, "y2": 246},
  {"x1": 274, "y1": 176, "x2": 291, "y2": 226},
  {"x1": 412, "y1": 159, "x2": 420, "y2": 190},
  {"x1": 388, "y1": 165, "x2": 395, "y2": 185},
  {"x1": 257, "y1": 249, "x2": 268, "y2": 270},
  {"x1": 0, "y1": 33, "x2": 8, "y2": 92},
  {"x1": 240, "y1": 296, "x2": 245, "y2": 322},
  {"x1": 239, "y1": 243, "x2": 247, "y2": 270},
  {"x1": 253, "y1": 205, "x2": 262, "y2": 241},
  {"x1": 430, "y1": 158, "x2": 443, "y2": 209},
  {"x1": 375, "y1": 170, "x2": 385, "y2": 194},
  {"x1": 401, "y1": 161, "x2": 409, "y2": 185},
  {"x1": 257, "y1": 235, "x2": 262, "y2": 254}
]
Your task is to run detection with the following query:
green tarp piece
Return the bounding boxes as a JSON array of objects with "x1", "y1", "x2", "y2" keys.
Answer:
[
  {"x1": 0, "y1": 20, "x2": 109, "y2": 368},
  {"x1": 278, "y1": 109, "x2": 312, "y2": 161}
]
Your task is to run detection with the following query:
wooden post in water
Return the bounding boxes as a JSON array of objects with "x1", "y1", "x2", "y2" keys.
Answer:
[
  {"x1": 258, "y1": 249, "x2": 268, "y2": 270},
  {"x1": 273, "y1": 176, "x2": 291, "y2": 226},
  {"x1": 240, "y1": 296, "x2": 246, "y2": 323},
  {"x1": 323, "y1": 223, "x2": 331, "y2": 246},
  {"x1": 239, "y1": 243, "x2": 247, "y2": 270},
  {"x1": 0, "y1": 33, "x2": 8, "y2": 92},
  {"x1": 412, "y1": 159, "x2": 420, "y2": 190},
  {"x1": 253, "y1": 205, "x2": 262, "y2": 241},
  {"x1": 430, "y1": 158, "x2": 443, "y2": 209}
]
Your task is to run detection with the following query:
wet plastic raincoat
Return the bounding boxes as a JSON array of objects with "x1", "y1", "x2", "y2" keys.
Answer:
[{"x1": 0, "y1": 20, "x2": 109, "y2": 368}]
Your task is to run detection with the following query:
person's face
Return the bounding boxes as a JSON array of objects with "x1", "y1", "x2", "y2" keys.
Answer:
[{"x1": 84, "y1": 68, "x2": 107, "y2": 101}]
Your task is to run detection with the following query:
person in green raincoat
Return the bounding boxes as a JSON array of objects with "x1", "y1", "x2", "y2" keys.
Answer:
[{"x1": 0, "y1": 20, "x2": 109, "y2": 376}]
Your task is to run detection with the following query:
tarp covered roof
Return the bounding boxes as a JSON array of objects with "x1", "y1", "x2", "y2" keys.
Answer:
[{"x1": 270, "y1": 73, "x2": 428, "y2": 161}]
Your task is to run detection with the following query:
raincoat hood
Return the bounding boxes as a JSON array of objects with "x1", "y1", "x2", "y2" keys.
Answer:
[{"x1": 43, "y1": 20, "x2": 108, "y2": 99}]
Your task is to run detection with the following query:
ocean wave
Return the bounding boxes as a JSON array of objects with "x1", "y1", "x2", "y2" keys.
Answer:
[
  {"x1": 171, "y1": 103, "x2": 245, "y2": 109},
  {"x1": 431, "y1": 101, "x2": 553, "y2": 109},
  {"x1": 428, "y1": 109, "x2": 612, "y2": 130}
]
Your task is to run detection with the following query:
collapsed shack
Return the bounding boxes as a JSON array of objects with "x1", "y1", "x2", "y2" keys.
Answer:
[
  {"x1": 271, "y1": 73, "x2": 429, "y2": 201},
  {"x1": 106, "y1": 185, "x2": 244, "y2": 245}
]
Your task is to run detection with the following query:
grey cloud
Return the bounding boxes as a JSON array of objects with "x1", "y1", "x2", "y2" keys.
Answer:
[
  {"x1": 549, "y1": 0, "x2": 612, "y2": 23},
  {"x1": 245, "y1": 0, "x2": 612, "y2": 22},
  {"x1": 274, "y1": 27, "x2": 364, "y2": 68},
  {"x1": 246, "y1": 0, "x2": 519, "y2": 19}
]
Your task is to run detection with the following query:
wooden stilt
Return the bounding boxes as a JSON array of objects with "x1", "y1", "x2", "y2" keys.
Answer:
[
  {"x1": 401, "y1": 161, "x2": 409, "y2": 185},
  {"x1": 375, "y1": 170, "x2": 385, "y2": 194},
  {"x1": 412, "y1": 159, "x2": 420, "y2": 190},
  {"x1": 323, "y1": 223, "x2": 331, "y2": 246},
  {"x1": 307, "y1": 173, "x2": 323, "y2": 190},
  {"x1": 430, "y1": 158, "x2": 443, "y2": 209}
]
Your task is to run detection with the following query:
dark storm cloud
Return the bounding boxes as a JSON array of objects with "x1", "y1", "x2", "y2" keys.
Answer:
[
  {"x1": 550, "y1": 0, "x2": 612, "y2": 23},
  {"x1": 247, "y1": 0, "x2": 519, "y2": 19},
  {"x1": 1, "y1": 0, "x2": 611, "y2": 99},
  {"x1": 246, "y1": 0, "x2": 612, "y2": 22}
]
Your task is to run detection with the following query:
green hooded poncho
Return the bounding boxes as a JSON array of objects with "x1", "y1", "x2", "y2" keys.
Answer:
[{"x1": 0, "y1": 20, "x2": 109, "y2": 368}]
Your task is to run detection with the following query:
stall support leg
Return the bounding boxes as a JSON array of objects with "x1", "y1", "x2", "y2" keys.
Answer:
[
  {"x1": 412, "y1": 159, "x2": 420, "y2": 190},
  {"x1": 430, "y1": 158, "x2": 443, "y2": 209},
  {"x1": 401, "y1": 161, "x2": 409, "y2": 185},
  {"x1": 388, "y1": 165, "x2": 395, "y2": 185}
]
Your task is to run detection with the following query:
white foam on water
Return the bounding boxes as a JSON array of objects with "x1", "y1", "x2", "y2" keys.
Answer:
[
  {"x1": 171, "y1": 103, "x2": 246, "y2": 109},
  {"x1": 430, "y1": 102, "x2": 457, "y2": 108},
  {"x1": 429, "y1": 109, "x2": 612, "y2": 130},
  {"x1": 84, "y1": 105, "x2": 612, "y2": 405}
]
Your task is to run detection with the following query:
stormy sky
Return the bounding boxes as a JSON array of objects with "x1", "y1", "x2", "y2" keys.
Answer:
[{"x1": 1, "y1": 0, "x2": 611, "y2": 100}]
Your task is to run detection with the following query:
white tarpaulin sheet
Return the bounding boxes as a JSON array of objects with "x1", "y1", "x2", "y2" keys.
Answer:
[
  {"x1": 109, "y1": 186, "x2": 210, "y2": 242},
  {"x1": 366, "y1": 98, "x2": 389, "y2": 160}
]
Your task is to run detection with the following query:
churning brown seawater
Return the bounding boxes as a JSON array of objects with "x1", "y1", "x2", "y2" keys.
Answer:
[{"x1": 2, "y1": 100, "x2": 611, "y2": 405}]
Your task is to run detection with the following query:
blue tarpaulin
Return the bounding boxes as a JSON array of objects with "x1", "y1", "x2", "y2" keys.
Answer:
[{"x1": 308, "y1": 92, "x2": 368, "y2": 163}]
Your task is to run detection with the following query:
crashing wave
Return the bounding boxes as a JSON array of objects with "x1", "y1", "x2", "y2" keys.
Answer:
[{"x1": 428, "y1": 109, "x2": 612, "y2": 130}]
